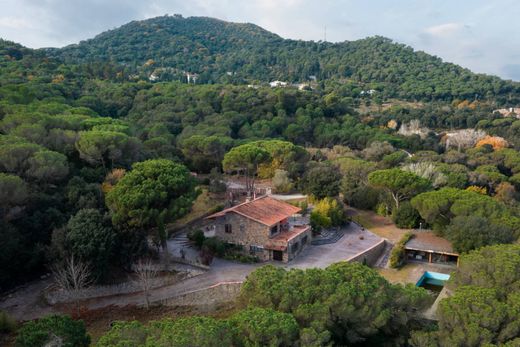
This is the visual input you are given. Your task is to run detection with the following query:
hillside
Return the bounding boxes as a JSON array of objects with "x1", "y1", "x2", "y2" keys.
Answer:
[{"x1": 40, "y1": 15, "x2": 520, "y2": 102}]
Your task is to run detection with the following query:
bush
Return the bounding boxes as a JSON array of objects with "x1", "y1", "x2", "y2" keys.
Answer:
[
  {"x1": 392, "y1": 201, "x2": 421, "y2": 229},
  {"x1": 15, "y1": 315, "x2": 90, "y2": 347},
  {"x1": 187, "y1": 229, "x2": 205, "y2": 248},
  {"x1": 389, "y1": 232, "x2": 414, "y2": 269},
  {"x1": 375, "y1": 202, "x2": 389, "y2": 216},
  {"x1": 272, "y1": 169, "x2": 293, "y2": 193},
  {"x1": 208, "y1": 204, "x2": 224, "y2": 214},
  {"x1": 202, "y1": 237, "x2": 226, "y2": 257},
  {"x1": 0, "y1": 310, "x2": 16, "y2": 333},
  {"x1": 310, "y1": 210, "x2": 332, "y2": 232}
]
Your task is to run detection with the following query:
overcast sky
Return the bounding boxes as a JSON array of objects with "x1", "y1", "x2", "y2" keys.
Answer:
[{"x1": 1, "y1": 0, "x2": 519, "y2": 80}]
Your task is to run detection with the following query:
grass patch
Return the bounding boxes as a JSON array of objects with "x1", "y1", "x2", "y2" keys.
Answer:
[{"x1": 168, "y1": 188, "x2": 224, "y2": 230}]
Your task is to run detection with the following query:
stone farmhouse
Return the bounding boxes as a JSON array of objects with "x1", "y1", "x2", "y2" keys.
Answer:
[{"x1": 205, "y1": 196, "x2": 311, "y2": 262}]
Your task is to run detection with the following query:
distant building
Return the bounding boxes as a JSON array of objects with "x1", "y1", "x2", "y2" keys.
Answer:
[
  {"x1": 360, "y1": 89, "x2": 377, "y2": 96},
  {"x1": 493, "y1": 107, "x2": 520, "y2": 119},
  {"x1": 296, "y1": 83, "x2": 311, "y2": 91},
  {"x1": 269, "y1": 80, "x2": 288, "y2": 88},
  {"x1": 185, "y1": 72, "x2": 199, "y2": 84},
  {"x1": 205, "y1": 196, "x2": 311, "y2": 262}
]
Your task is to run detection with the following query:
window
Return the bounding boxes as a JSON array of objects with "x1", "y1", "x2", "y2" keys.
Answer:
[
  {"x1": 240, "y1": 224, "x2": 245, "y2": 232},
  {"x1": 250, "y1": 245, "x2": 264, "y2": 253},
  {"x1": 291, "y1": 242, "x2": 299, "y2": 253},
  {"x1": 225, "y1": 224, "x2": 232, "y2": 233},
  {"x1": 270, "y1": 224, "x2": 278, "y2": 237},
  {"x1": 302, "y1": 235, "x2": 308, "y2": 245}
]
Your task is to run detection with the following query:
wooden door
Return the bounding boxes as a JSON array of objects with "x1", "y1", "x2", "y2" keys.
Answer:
[{"x1": 272, "y1": 250, "x2": 283, "y2": 261}]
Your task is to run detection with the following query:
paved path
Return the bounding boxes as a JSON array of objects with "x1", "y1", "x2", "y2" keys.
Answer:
[{"x1": 1, "y1": 223, "x2": 382, "y2": 320}]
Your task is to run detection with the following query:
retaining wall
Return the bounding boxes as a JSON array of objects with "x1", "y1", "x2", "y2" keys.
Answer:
[
  {"x1": 45, "y1": 268, "x2": 205, "y2": 304},
  {"x1": 346, "y1": 239, "x2": 387, "y2": 266},
  {"x1": 157, "y1": 281, "x2": 242, "y2": 311}
]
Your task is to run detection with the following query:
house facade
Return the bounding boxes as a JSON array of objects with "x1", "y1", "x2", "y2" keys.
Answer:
[{"x1": 205, "y1": 196, "x2": 311, "y2": 262}]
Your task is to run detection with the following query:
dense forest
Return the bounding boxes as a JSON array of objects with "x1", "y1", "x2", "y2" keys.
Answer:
[
  {"x1": 1, "y1": 14, "x2": 520, "y2": 347},
  {"x1": 43, "y1": 15, "x2": 520, "y2": 103}
]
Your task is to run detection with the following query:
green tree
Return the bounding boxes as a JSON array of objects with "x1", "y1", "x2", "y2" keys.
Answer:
[
  {"x1": 411, "y1": 187, "x2": 520, "y2": 233},
  {"x1": 179, "y1": 135, "x2": 233, "y2": 173},
  {"x1": 75, "y1": 130, "x2": 141, "y2": 171},
  {"x1": 26, "y1": 150, "x2": 69, "y2": 182},
  {"x1": 15, "y1": 314, "x2": 90, "y2": 347},
  {"x1": 368, "y1": 169, "x2": 431, "y2": 209},
  {"x1": 392, "y1": 201, "x2": 421, "y2": 229},
  {"x1": 222, "y1": 143, "x2": 270, "y2": 197},
  {"x1": 95, "y1": 321, "x2": 148, "y2": 347},
  {"x1": 65, "y1": 209, "x2": 117, "y2": 280},
  {"x1": 228, "y1": 307, "x2": 300, "y2": 347},
  {"x1": 301, "y1": 163, "x2": 341, "y2": 199},
  {"x1": 445, "y1": 215, "x2": 514, "y2": 253},
  {"x1": 239, "y1": 262, "x2": 429, "y2": 345},
  {"x1": 147, "y1": 317, "x2": 233, "y2": 347},
  {"x1": 0, "y1": 173, "x2": 28, "y2": 214},
  {"x1": 105, "y1": 159, "x2": 198, "y2": 255}
]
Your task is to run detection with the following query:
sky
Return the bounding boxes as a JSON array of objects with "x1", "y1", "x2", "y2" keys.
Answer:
[{"x1": 1, "y1": 0, "x2": 519, "y2": 80}]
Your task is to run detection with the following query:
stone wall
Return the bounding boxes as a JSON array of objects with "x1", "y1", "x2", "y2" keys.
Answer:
[
  {"x1": 45, "y1": 268, "x2": 205, "y2": 305},
  {"x1": 157, "y1": 281, "x2": 243, "y2": 312},
  {"x1": 212, "y1": 212, "x2": 271, "y2": 261},
  {"x1": 346, "y1": 239, "x2": 387, "y2": 266},
  {"x1": 286, "y1": 227, "x2": 312, "y2": 262}
]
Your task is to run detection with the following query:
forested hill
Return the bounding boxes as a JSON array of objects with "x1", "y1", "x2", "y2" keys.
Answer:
[{"x1": 39, "y1": 15, "x2": 520, "y2": 102}]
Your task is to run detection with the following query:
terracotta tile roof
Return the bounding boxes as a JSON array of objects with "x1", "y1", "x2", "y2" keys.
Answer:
[
  {"x1": 265, "y1": 225, "x2": 310, "y2": 251},
  {"x1": 405, "y1": 232, "x2": 457, "y2": 255},
  {"x1": 206, "y1": 195, "x2": 301, "y2": 226}
]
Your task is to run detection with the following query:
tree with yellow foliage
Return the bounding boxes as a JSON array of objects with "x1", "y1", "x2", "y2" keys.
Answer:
[{"x1": 476, "y1": 135, "x2": 509, "y2": 150}]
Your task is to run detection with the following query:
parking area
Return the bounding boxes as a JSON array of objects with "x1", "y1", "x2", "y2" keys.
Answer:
[{"x1": 286, "y1": 222, "x2": 382, "y2": 269}]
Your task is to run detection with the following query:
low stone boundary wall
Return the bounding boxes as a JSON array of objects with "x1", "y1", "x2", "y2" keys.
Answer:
[
  {"x1": 45, "y1": 267, "x2": 206, "y2": 304},
  {"x1": 346, "y1": 239, "x2": 387, "y2": 266},
  {"x1": 157, "y1": 281, "x2": 243, "y2": 310}
]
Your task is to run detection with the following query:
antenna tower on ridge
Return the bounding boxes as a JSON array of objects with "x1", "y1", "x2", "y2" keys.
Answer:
[{"x1": 324, "y1": 25, "x2": 327, "y2": 42}]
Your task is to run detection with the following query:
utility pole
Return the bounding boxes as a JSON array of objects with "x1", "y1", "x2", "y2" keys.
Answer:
[{"x1": 324, "y1": 25, "x2": 327, "y2": 42}]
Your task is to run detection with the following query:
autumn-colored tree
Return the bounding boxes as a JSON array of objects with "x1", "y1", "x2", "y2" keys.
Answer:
[
  {"x1": 476, "y1": 135, "x2": 509, "y2": 150},
  {"x1": 465, "y1": 185, "x2": 487, "y2": 195}
]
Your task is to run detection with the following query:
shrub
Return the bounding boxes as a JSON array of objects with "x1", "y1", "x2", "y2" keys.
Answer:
[
  {"x1": 202, "y1": 237, "x2": 226, "y2": 257},
  {"x1": 208, "y1": 204, "x2": 224, "y2": 214},
  {"x1": 15, "y1": 315, "x2": 90, "y2": 347},
  {"x1": 272, "y1": 169, "x2": 293, "y2": 193},
  {"x1": 392, "y1": 201, "x2": 421, "y2": 229},
  {"x1": 0, "y1": 310, "x2": 16, "y2": 333},
  {"x1": 187, "y1": 229, "x2": 205, "y2": 248},
  {"x1": 312, "y1": 197, "x2": 345, "y2": 227},
  {"x1": 375, "y1": 202, "x2": 389, "y2": 216},
  {"x1": 310, "y1": 211, "x2": 331, "y2": 232},
  {"x1": 389, "y1": 232, "x2": 414, "y2": 269}
]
